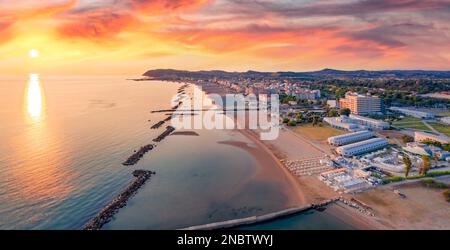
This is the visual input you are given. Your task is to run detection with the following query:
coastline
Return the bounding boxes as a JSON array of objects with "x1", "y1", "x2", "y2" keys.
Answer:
[
  {"x1": 104, "y1": 79, "x2": 385, "y2": 230},
  {"x1": 192, "y1": 80, "x2": 387, "y2": 230}
]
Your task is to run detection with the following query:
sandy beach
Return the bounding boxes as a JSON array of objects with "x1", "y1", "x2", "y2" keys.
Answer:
[{"x1": 353, "y1": 177, "x2": 450, "y2": 229}]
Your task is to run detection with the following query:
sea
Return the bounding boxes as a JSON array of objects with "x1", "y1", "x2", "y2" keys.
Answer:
[{"x1": 0, "y1": 74, "x2": 362, "y2": 229}]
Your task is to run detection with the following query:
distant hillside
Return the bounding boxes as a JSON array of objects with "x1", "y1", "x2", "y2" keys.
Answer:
[{"x1": 143, "y1": 68, "x2": 450, "y2": 80}]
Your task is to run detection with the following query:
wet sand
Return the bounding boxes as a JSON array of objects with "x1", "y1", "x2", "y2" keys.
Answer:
[{"x1": 218, "y1": 132, "x2": 306, "y2": 207}]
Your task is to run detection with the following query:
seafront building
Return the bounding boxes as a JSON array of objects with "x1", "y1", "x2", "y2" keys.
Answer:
[
  {"x1": 339, "y1": 92, "x2": 382, "y2": 115},
  {"x1": 335, "y1": 138, "x2": 389, "y2": 156},
  {"x1": 389, "y1": 107, "x2": 434, "y2": 119},
  {"x1": 327, "y1": 130, "x2": 375, "y2": 146},
  {"x1": 348, "y1": 114, "x2": 390, "y2": 130},
  {"x1": 414, "y1": 131, "x2": 450, "y2": 144}
]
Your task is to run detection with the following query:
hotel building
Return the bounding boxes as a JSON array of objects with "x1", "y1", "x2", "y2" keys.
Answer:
[
  {"x1": 339, "y1": 92, "x2": 382, "y2": 115},
  {"x1": 328, "y1": 130, "x2": 375, "y2": 146},
  {"x1": 336, "y1": 138, "x2": 389, "y2": 156}
]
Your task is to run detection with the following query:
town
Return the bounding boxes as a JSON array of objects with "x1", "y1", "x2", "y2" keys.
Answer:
[{"x1": 142, "y1": 69, "x2": 450, "y2": 196}]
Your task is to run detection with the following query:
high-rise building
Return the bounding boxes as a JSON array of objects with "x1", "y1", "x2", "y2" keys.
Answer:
[{"x1": 339, "y1": 92, "x2": 382, "y2": 115}]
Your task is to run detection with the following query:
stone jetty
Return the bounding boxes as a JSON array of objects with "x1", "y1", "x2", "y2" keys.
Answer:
[
  {"x1": 151, "y1": 121, "x2": 165, "y2": 129},
  {"x1": 122, "y1": 144, "x2": 154, "y2": 166},
  {"x1": 153, "y1": 126, "x2": 176, "y2": 142},
  {"x1": 181, "y1": 198, "x2": 338, "y2": 230},
  {"x1": 83, "y1": 170, "x2": 155, "y2": 230}
]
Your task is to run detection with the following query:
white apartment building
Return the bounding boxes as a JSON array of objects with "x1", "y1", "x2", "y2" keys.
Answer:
[
  {"x1": 336, "y1": 138, "x2": 389, "y2": 156},
  {"x1": 294, "y1": 89, "x2": 321, "y2": 100},
  {"x1": 389, "y1": 107, "x2": 434, "y2": 119},
  {"x1": 349, "y1": 114, "x2": 390, "y2": 130},
  {"x1": 328, "y1": 130, "x2": 375, "y2": 146}
]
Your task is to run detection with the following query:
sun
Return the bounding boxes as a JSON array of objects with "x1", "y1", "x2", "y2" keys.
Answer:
[{"x1": 29, "y1": 49, "x2": 40, "y2": 58}]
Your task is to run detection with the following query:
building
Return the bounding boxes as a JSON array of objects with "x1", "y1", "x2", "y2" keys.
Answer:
[
  {"x1": 323, "y1": 116, "x2": 366, "y2": 131},
  {"x1": 440, "y1": 117, "x2": 450, "y2": 125},
  {"x1": 389, "y1": 107, "x2": 434, "y2": 119},
  {"x1": 327, "y1": 100, "x2": 337, "y2": 108},
  {"x1": 323, "y1": 115, "x2": 388, "y2": 131},
  {"x1": 349, "y1": 114, "x2": 390, "y2": 130},
  {"x1": 294, "y1": 89, "x2": 321, "y2": 100},
  {"x1": 403, "y1": 142, "x2": 432, "y2": 156},
  {"x1": 414, "y1": 131, "x2": 450, "y2": 144},
  {"x1": 336, "y1": 138, "x2": 389, "y2": 156},
  {"x1": 328, "y1": 130, "x2": 375, "y2": 146},
  {"x1": 339, "y1": 92, "x2": 382, "y2": 115}
]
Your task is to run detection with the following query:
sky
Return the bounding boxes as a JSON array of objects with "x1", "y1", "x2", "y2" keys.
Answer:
[{"x1": 1, "y1": 0, "x2": 450, "y2": 75}]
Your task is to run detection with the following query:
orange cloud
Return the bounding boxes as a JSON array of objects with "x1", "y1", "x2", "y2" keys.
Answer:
[
  {"x1": 0, "y1": 21, "x2": 14, "y2": 44},
  {"x1": 130, "y1": 0, "x2": 210, "y2": 12},
  {"x1": 58, "y1": 11, "x2": 138, "y2": 40}
]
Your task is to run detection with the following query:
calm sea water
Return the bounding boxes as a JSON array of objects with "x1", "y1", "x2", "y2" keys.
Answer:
[
  {"x1": 0, "y1": 75, "x2": 367, "y2": 230},
  {"x1": 0, "y1": 75, "x2": 299, "y2": 229},
  {"x1": 239, "y1": 204, "x2": 359, "y2": 230}
]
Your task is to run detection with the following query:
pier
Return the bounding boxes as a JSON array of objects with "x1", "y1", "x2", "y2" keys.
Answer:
[{"x1": 180, "y1": 198, "x2": 338, "y2": 230}]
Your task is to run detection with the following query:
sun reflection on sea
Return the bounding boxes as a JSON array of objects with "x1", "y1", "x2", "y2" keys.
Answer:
[{"x1": 25, "y1": 73, "x2": 45, "y2": 121}]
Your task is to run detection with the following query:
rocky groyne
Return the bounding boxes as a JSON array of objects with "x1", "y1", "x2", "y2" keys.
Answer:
[
  {"x1": 122, "y1": 144, "x2": 155, "y2": 166},
  {"x1": 153, "y1": 126, "x2": 176, "y2": 142},
  {"x1": 83, "y1": 170, "x2": 155, "y2": 230},
  {"x1": 151, "y1": 121, "x2": 165, "y2": 129},
  {"x1": 338, "y1": 197, "x2": 375, "y2": 217}
]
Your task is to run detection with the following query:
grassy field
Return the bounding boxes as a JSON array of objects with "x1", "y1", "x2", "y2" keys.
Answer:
[
  {"x1": 436, "y1": 113, "x2": 450, "y2": 117},
  {"x1": 428, "y1": 122, "x2": 450, "y2": 137},
  {"x1": 292, "y1": 123, "x2": 346, "y2": 142},
  {"x1": 393, "y1": 122, "x2": 432, "y2": 132},
  {"x1": 395, "y1": 116, "x2": 422, "y2": 122}
]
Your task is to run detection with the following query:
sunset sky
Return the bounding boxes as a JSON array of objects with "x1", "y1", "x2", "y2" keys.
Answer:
[{"x1": 1, "y1": 0, "x2": 450, "y2": 75}]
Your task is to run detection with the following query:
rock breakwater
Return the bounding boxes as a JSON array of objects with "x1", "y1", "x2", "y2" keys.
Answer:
[
  {"x1": 122, "y1": 144, "x2": 154, "y2": 166},
  {"x1": 83, "y1": 170, "x2": 155, "y2": 230}
]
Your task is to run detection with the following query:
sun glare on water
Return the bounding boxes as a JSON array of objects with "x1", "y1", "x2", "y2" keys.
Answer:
[{"x1": 26, "y1": 74, "x2": 44, "y2": 120}]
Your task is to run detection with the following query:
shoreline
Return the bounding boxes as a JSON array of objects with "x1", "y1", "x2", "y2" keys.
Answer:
[
  {"x1": 114, "y1": 79, "x2": 385, "y2": 230},
  {"x1": 237, "y1": 128, "x2": 307, "y2": 205},
  {"x1": 191, "y1": 80, "x2": 386, "y2": 230}
]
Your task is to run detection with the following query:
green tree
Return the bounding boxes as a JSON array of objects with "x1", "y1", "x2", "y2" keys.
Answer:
[
  {"x1": 403, "y1": 155, "x2": 412, "y2": 178},
  {"x1": 312, "y1": 116, "x2": 319, "y2": 126},
  {"x1": 340, "y1": 108, "x2": 351, "y2": 116},
  {"x1": 287, "y1": 120, "x2": 297, "y2": 126},
  {"x1": 327, "y1": 109, "x2": 339, "y2": 117}
]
